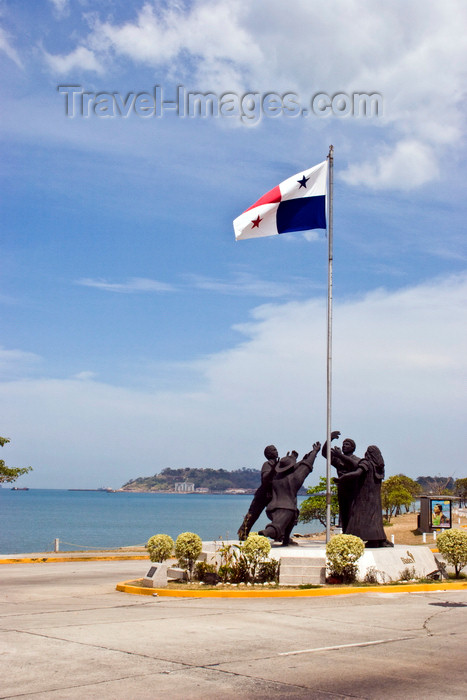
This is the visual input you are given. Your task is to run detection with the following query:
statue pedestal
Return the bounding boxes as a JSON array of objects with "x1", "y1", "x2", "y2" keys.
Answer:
[
  {"x1": 201, "y1": 541, "x2": 441, "y2": 586},
  {"x1": 356, "y1": 545, "x2": 440, "y2": 583}
]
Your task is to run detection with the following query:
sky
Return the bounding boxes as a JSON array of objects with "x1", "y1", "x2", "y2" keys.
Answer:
[{"x1": 1, "y1": 0, "x2": 466, "y2": 489}]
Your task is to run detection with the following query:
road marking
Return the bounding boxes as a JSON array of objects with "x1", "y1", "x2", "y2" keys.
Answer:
[{"x1": 278, "y1": 636, "x2": 414, "y2": 655}]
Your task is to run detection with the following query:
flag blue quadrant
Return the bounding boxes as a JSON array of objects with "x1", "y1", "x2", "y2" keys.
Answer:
[{"x1": 277, "y1": 195, "x2": 326, "y2": 234}]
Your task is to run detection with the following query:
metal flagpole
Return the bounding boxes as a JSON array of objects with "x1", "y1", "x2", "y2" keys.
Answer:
[{"x1": 326, "y1": 145, "x2": 334, "y2": 543}]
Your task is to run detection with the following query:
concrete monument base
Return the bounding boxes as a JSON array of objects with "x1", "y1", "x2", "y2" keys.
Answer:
[
  {"x1": 356, "y1": 544, "x2": 441, "y2": 583},
  {"x1": 200, "y1": 540, "x2": 441, "y2": 586}
]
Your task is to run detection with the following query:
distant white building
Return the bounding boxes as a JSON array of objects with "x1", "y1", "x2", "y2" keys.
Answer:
[{"x1": 174, "y1": 481, "x2": 195, "y2": 493}]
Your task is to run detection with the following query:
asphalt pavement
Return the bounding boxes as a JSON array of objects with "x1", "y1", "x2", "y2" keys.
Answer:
[{"x1": 1, "y1": 557, "x2": 466, "y2": 699}]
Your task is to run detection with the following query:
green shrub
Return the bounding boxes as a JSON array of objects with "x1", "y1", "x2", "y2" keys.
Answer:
[
  {"x1": 215, "y1": 540, "x2": 250, "y2": 583},
  {"x1": 218, "y1": 563, "x2": 233, "y2": 583},
  {"x1": 175, "y1": 532, "x2": 203, "y2": 580},
  {"x1": 194, "y1": 561, "x2": 219, "y2": 584},
  {"x1": 243, "y1": 533, "x2": 271, "y2": 559},
  {"x1": 216, "y1": 541, "x2": 242, "y2": 582},
  {"x1": 399, "y1": 566, "x2": 417, "y2": 581},
  {"x1": 242, "y1": 533, "x2": 271, "y2": 581},
  {"x1": 214, "y1": 536, "x2": 277, "y2": 584},
  {"x1": 256, "y1": 559, "x2": 280, "y2": 583},
  {"x1": 146, "y1": 534, "x2": 174, "y2": 563},
  {"x1": 437, "y1": 529, "x2": 467, "y2": 578},
  {"x1": 326, "y1": 534, "x2": 365, "y2": 583},
  {"x1": 217, "y1": 541, "x2": 238, "y2": 569},
  {"x1": 363, "y1": 566, "x2": 389, "y2": 584},
  {"x1": 363, "y1": 566, "x2": 379, "y2": 584},
  {"x1": 227, "y1": 557, "x2": 251, "y2": 584}
]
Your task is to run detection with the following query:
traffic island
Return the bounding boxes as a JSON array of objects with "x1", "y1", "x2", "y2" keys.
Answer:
[{"x1": 116, "y1": 578, "x2": 467, "y2": 598}]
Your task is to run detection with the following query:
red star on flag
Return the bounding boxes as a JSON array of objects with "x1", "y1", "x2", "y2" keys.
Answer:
[{"x1": 251, "y1": 215, "x2": 262, "y2": 228}]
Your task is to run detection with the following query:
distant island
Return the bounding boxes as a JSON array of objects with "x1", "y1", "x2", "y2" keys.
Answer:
[
  {"x1": 120, "y1": 471, "x2": 458, "y2": 497},
  {"x1": 120, "y1": 467, "x2": 309, "y2": 494},
  {"x1": 120, "y1": 467, "x2": 261, "y2": 493}
]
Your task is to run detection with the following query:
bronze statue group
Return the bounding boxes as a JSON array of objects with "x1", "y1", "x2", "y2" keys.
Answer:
[{"x1": 238, "y1": 430, "x2": 393, "y2": 548}]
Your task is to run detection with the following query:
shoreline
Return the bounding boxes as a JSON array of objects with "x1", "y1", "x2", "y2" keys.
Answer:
[{"x1": 119, "y1": 489, "x2": 255, "y2": 494}]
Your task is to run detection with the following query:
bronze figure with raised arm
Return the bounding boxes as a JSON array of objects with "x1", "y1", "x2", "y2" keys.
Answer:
[
  {"x1": 259, "y1": 442, "x2": 321, "y2": 546},
  {"x1": 237, "y1": 445, "x2": 280, "y2": 540},
  {"x1": 321, "y1": 430, "x2": 360, "y2": 533},
  {"x1": 334, "y1": 444, "x2": 393, "y2": 547}
]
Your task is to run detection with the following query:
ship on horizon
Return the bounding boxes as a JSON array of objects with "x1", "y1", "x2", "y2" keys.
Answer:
[{"x1": 68, "y1": 487, "x2": 115, "y2": 492}]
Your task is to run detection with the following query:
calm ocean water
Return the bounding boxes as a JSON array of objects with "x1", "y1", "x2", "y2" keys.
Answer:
[{"x1": 0, "y1": 489, "x2": 318, "y2": 554}]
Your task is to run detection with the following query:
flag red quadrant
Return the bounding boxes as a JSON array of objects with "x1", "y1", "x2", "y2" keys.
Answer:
[{"x1": 233, "y1": 160, "x2": 328, "y2": 241}]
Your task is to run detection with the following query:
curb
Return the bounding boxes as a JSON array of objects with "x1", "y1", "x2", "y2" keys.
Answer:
[
  {"x1": 0, "y1": 555, "x2": 149, "y2": 564},
  {"x1": 116, "y1": 579, "x2": 467, "y2": 598}
]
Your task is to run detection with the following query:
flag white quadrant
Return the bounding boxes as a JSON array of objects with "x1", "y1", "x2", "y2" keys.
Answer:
[{"x1": 234, "y1": 203, "x2": 281, "y2": 240}]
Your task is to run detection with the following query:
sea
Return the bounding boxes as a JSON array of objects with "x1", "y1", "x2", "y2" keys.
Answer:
[{"x1": 0, "y1": 489, "x2": 319, "y2": 555}]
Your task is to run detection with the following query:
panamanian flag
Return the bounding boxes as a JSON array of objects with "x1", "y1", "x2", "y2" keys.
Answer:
[{"x1": 233, "y1": 160, "x2": 328, "y2": 241}]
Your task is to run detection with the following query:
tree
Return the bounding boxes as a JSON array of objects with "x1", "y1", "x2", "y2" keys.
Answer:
[
  {"x1": 146, "y1": 534, "x2": 174, "y2": 563},
  {"x1": 326, "y1": 534, "x2": 365, "y2": 583},
  {"x1": 393, "y1": 474, "x2": 422, "y2": 501},
  {"x1": 175, "y1": 532, "x2": 203, "y2": 580},
  {"x1": 454, "y1": 478, "x2": 467, "y2": 507},
  {"x1": 242, "y1": 534, "x2": 271, "y2": 582},
  {"x1": 299, "y1": 476, "x2": 339, "y2": 528},
  {"x1": 381, "y1": 485, "x2": 412, "y2": 521},
  {"x1": 0, "y1": 437, "x2": 33, "y2": 484},
  {"x1": 380, "y1": 475, "x2": 418, "y2": 521},
  {"x1": 436, "y1": 529, "x2": 467, "y2": 578}
]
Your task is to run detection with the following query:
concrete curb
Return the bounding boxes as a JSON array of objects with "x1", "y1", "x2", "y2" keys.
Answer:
[
  {"x1": 0, "y1": 555, "x2": 149, "y2": 564},
  {"x1": 116, "y1": 579, "x2": 467, "y2": 598}
]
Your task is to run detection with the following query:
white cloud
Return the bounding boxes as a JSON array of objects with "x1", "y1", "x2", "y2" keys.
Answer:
[
  {"x1": 39, "y1": 0, "x2": 467, "y2": 189},
  {"x1": 76, "y1": 277, "x2": 176, "y2": 293},
  {"x1": 340, "y1": 139, "x2": 439, "y2": 190},
  {"x1": 302, "y1": 231, "x2": 321, "y2": 243},
  {"x1": 48, "y1": 0, "x2": 69, "y2": 17},
  {"x1": 2, "y1": 273, "x2": 466, "y2": 487},
  {"x1": 72, "y1": 371, "x2": 98, "y2": 381},
  {"x1": 77, "y1": 273, "x2": 320, "y2": 298},
  {"x1": 189, "y1": 272, "x2": 322, "y2": 298},
  {"x1": 90, "y1": 1, "x2": 260, "y2": 91},
  {"x1": 0, "y1": 26, "x2": 23, "y2": 68},
  {"x1": 43, "y1": 45, "x2": 105, "y2": 75},
  {"x1": 0, "y1": 347, "x2": 41, "y2": 380}
]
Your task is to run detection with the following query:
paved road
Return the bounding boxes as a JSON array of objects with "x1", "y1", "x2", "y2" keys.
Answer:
[{"x1": 1, "y1": 559, "x2": 466, "y2": 699}]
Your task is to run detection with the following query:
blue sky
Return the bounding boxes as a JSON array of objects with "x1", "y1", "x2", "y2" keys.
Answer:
[{"x1": 1, "y1": 0, "x2": 466, "y2": 488}]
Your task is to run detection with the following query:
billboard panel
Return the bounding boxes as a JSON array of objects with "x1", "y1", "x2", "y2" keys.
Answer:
[{"x1": 430, "y1": 499, "x2": 452, "y2": 528}]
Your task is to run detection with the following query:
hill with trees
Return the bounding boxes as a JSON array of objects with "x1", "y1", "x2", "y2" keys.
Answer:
[
  {"x1": 416, "y1": 475, "x2": 456, "y2": 494},
  {"x1": 121, "y1": 468, "x2": 465, "y2": 501},
  {"x1": 121, "y1": 467, "x2": 263, "y2": 492}
]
